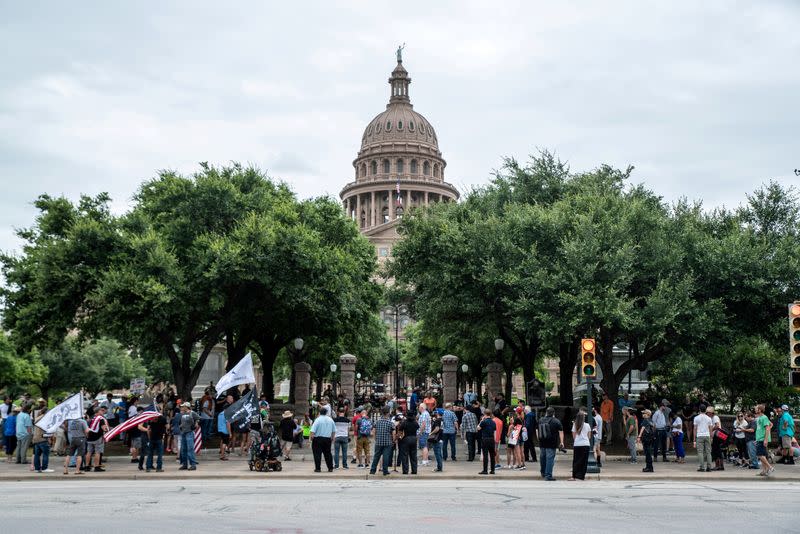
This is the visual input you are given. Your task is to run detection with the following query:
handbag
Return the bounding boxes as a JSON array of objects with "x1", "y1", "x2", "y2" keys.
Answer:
[{"x1": 635, "y1": 440, "x2": 644, "y2": 453}]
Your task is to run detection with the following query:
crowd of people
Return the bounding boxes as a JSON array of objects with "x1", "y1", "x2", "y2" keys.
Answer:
[{"x1": 1, "y1": 386, "x2": 797, "y2": 482}]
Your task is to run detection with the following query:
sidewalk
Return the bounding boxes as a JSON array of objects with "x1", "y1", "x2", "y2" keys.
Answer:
[{"x1": 2, "y1": 448, "x2": 799, "y2": 482}]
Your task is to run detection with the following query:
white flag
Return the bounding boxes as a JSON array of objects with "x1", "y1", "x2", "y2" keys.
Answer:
[
  {"x1": 35, "y1": 392, "x2": 83, "y2": 433},
  {"x1": 215, "y1": 353, "x2": 255, "y2": 397}
]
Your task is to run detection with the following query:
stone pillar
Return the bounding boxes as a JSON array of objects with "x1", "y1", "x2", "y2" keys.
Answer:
[
  {"x1": 441, "y1": 354, "x2": 459, "y2": 405},
  {"x1": 388, "y1": 189, "x2": 395, "y2": 220},
  {"x1": 424, "y1": 190, "x2": 429, "y2": 206},
  {"x1": 339, "y1": 354, "x2": 357, "y2": 404},
  {"x1": 406, "y1": 189, "x2": 411, "y2": 210},
  {"x1": 485, "y1": 362, "x2": 503, "y2": 411},
  {"x1": 370, "y1": 191, "x2": 376, "y2": 227},
  {"x1": 293, "y1": 362, "x2": 312, "y2": 417},
  {"x1": 356, "y1": 194, "x2": 362, "y2": 228}
]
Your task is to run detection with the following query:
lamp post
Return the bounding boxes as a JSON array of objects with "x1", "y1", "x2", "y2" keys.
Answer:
[
  {"x1": 356, "y1": 372, "x2": 362, "y2": 398},
  {"x1": 288, "y1": 337, "x2": 304, "y2": 404},
  {"x1": 330, "y1": 363, "x2": 338, "y2": 399},
  {"x1": 461, "y1": 363, "x2": 469, "y2": 400},
  {"x1": 389, "y1": 305, "x2": 409, "y2": 395},
  {"x1": 494, "y1": 338, "x2": 504, "y2": 360}
]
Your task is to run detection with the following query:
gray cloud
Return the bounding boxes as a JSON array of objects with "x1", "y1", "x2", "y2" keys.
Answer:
[{"x1": 1, "y1": 1, "x2": 798, "y2": 255}]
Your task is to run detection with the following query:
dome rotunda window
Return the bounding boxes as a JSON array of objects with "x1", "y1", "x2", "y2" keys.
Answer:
[
  {"x1": 409, "y1": 121, "x2": 415, "y2": 131},
  {"x1": 386, "y1": 121, "x2": 392, "y2": 131},
  {"x1": 419, "y1": 124, "x2": 425, "y2": 134},
  {"x1": 376, "y1": 123, "x2": 382, "y2": 133},
  {"x1": 398, "y1": 121, "x2": 403, "y2": 130}
]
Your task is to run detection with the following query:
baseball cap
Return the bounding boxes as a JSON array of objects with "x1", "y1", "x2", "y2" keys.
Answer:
[{"x1": 781, "y1": 404, "x2": 789, "y2": 410}]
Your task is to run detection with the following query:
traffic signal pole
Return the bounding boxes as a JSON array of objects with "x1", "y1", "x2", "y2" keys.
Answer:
[
  {"x1": 586, "y1": 376, "x2": 600, "y2": 474},
  {"x1": 581, "y1": 338, "x2": 600, "y2": 474}
]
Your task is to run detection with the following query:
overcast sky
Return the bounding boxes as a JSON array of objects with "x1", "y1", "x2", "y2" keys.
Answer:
[{"x1": 1, "y1": 1, "x2": 798, "y2": 254}]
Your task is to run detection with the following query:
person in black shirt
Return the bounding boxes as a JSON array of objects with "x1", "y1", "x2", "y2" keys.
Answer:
[
  {"x1": 538, "y1": 406, "x2": 564, "y2": 481},
  {"x1": 477, "y1": 409, "x2": 497, "y2": 475},
  {"x1": 279, "y1": 411, "x2": 295, "y2": 461},
  {"x1": 398, "y1": 414, "x2": 419, "y2": 474},
  {"x1": 145, "y1": 413, "x2": 167, "y2": 472},
  {"x1": 428, "y1": 412, "x2": 443, "y2": 472}
]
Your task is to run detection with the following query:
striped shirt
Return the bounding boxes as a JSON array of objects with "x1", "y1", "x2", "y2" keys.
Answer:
[{"x1": 374, "y1": 418, "x2": 394, "y2": 447}]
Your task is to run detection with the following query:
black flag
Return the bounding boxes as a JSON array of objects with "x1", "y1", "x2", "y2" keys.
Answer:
[{"x1": 224, "y1": 386, "x2": 259, "y2": 426}]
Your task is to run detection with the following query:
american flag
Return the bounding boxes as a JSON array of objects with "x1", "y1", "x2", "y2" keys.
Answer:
[
  {"x1": 103, "y1": 403, "x2": 160, "y2": 443},
  {"x1": 193, "y1": 426, "x2": 203, "y2": 453}
]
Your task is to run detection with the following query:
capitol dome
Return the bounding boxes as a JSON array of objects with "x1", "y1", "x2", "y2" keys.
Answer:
[{"x1": 340, "y1": 52, "x2": 458, "y2": 259}]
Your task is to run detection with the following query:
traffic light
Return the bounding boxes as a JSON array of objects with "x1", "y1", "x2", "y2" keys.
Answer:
[
  {"x1": 790, "y1": 303, "x2": 800, "y2": 369},
  {"x1": 581, "y1": 338, "x2": 596, "y2": 378}
]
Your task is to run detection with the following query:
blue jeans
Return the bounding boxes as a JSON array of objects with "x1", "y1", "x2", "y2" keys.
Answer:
[
  {"x1": 746, "y1": 440, "x2": 758, "y2": 468},
  {"x1": 200, "y1": 418, "x2": 213, "y2": 441},
  {"x1": 179, "y1": 432, "x2": 196, "y2": 467},
  {"x1": 441, "y1": 433, "x2": 456, "y2": 460},
  {"x1": 431, "y1": 440, "x2": 443, "y2": 470},
  {"x1": 33, "y1": 442, "x2": 50, "y2": 471},
  {"x1": 334, "y1": 437, "x2": 349, "y2": 468},
  {"x1": 540, "y1": 447, "x2": 556, "y2": 479},
  {"x1": 147, "y1": 440, "x2": 164, "y2": 470},
  {"x1": 369, "y1": 444, "x2": 393, "y2": 475}
]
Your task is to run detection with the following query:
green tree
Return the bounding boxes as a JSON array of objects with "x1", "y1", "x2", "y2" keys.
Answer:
[{"x1": 0, "y1": 332, "x2": 46, "y2": 395}]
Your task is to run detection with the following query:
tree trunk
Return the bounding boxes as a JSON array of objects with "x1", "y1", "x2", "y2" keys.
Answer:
[
  {"x1": 254, "y1": 337, "x2": 281, "y2": 403},
  {"x1": 504, "y1": 365, "x2": 513, "y2": 402},
  {"x1": 558, "y1": 340, "x2": 578, "y2": 406},
  {"x1": 315, "y1": 376, "x2": 323, "y2": 402}
]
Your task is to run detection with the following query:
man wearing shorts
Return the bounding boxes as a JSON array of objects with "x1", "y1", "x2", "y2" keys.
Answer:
[
  {"x1": 85, "y1": 406, "x2": 109, "y2": 472},
  {"x1": 417, "y1": 405, "x2": 431, "y2": 466},
  {"x1": 777, "y1": 404, "x2": 795, "y2": 465},
  {"x1": 754, "y1": 404, "x2": 774, "y2": 476},
  {"x1": 66, "y1": 417, "x2": 88, "y2": 475}
]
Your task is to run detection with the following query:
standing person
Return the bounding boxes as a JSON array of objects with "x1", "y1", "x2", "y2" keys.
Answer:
[
  {"x1": 538, "y1": 406, "x2": 564, "y2": 481},
  {"x1": 428, "y1": 410, "x2": 443, "y2": 472},
  {"x1": 491, "y1": 411, "x2": 503, "y2": 471},
  {"x1": 417, "y1": 404, "x2": 431, "y2": 466},
  {"x1": 84, "y1": 406, "x2": 109, "y2": 472},
  {"x1": 279, "y1": 410, "x2": 295, "y2": 461},
  {"x1": 177, "y1": 402, "x2": 199, "y2": 471},
  {"x1": 651, "y1": 401, "x2": 669, "y2": 463},
  {"x1": 423, "y1": 391, "x2": 437, "y2": 412},
  {"x1": 693, "y1": 405, "x2": 713, "y2": 472},
  {"x1": 4, "y1": 406, "x2": 18, "y2": 463},
  {"x1": 369, "y1": 406, "x2": 394, "y2": 476},
  {"x1": 733, "y1": 412, "x2": 749, "y2": 466},
  {"x1": 600, "y1": 393, "x2": 614, "y2": 445},
  {"x1": 65, "y1": 417, "x2": 88, "y2": 475},
  {"x1": 101, "y1": 394, "x2": 118, "y2": 427},
  {"x1": 708, "y1": 406, "x2": 724, "y2": 471},
  {"x1": 671, "y1": 411, "x2": 685, "y2": 463},
  {"x1": 623, "y1": 407, "x2": 638, "y2": 463},
  {"x1": 217, "y1": 407, "x2": 231, "y2": 461},
  {"x1": 777, "y1": 404, "x2": 795, "y2": 465},
  {"x1": 507, "y1": 416, "x2": 524, "y2": 469},
  {"x1": 199, "y1": 388, "x2": 214, "y2": 441},
  {"x1": 469, "y1": 400, "x2": 484, "y2": 458},
  {"x1": 15, "y1": 404, "x2": 33, "y2": 464},
  {"x1": 409, "y1": 388, "x2": 419, "y2": 415},
  {"x1": 169, "y1": 404, "x2": 182, "y2": 458},
  {"x1": 398, "y1": 412, "x2": 419, "y2": 475},
  {"x1": 592, "y1": 407, "x2": 603, "y2": 468},
  {"x1": 461, "y1": 406, "x2": 478, "y2": 461},
  {"x1": 356, "y1": 409, "x2": 373, "y2": 468},
  {"x1": 570, "y1": 411, "x2": 591, "y2": 480},
  {"x1": 333, "y1": 408, "x2": 350, "y2": 469},
  {"x1": 309, "y1": 407, "x2": 336, "y2": 473},
  {"x1": 754, "y1": 404, "x2": 774, "y2": 476},
  {"x1": 145, "y1": 409, "x2": 167, "y2": 472},
  {"x1": 32, "y1": 407, "x2": 54, "y2": 473},
  {"x1": 637, "y1": 409, "x2": 655, "y2": 472},
  {"x1": 463, "y1": 387, "x2": 477, "y2": 407},
  {"x1": 477, "y1": 409, "x2": 497, "y2": 475},
  {"x1": 441, "y1": 403, "x2": 458, "y2": 461},
  {"x1": 523, "y1": 406, "x2": 537, "y2": 463},
  {"x1": 743, "y1": 412, "x2": 759, "y2": 469}
]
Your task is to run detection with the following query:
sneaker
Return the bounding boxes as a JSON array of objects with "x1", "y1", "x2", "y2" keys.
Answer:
[
  {"x1": 35, "y1": 470, "x2": 41, "y2": 473},
  {"x1": 42, "y1": 469, "x2": 54, "y2": 473},
  {"x1": 178, "y1": 465, "x2": 188, "y2": 470},
  {"x1": 93, "y1": 467, "x2": 105, "y2": 472},
  {"x1": 766, "y1": 467, "x2": 775, "y2": 476},
  {"x1": 478, "y1": 471, "x2": 488, "y2": 475},
  {"x1": 146, "y1": 469, "x2": 152, "y2": 473},
  {"x1": 432, "y1": 468, "x2": 442, "y2": 472},
  {"x1": 357, "y1": 464, "x2": 364, "y2": 468},
  {"x1": 188, "y1": 466, "x2": 196, "y2": 471},
  {"x1": 545, "y1": 477, "x2": 556, "y2": 481},
  {"x1": 156, "y1": 469, "x2": 164, "y2": 472}
]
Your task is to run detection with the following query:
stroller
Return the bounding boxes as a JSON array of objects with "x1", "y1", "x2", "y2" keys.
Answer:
[{"x1": 249, "y1": 426, "x2": 283, "y2": 472}]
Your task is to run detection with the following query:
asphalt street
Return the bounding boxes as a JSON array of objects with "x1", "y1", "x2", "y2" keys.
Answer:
[{"x1": 7, "y1": 478, "x2": 797, "y2": 534}]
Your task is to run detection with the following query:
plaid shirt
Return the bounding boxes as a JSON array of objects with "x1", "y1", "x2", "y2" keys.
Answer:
[
  {"x1": 461, "y1": 410, "x2": 478, "y2": 434},
  {"x1": 442, "y1": 409, "x2": 458, "y2": 434},
  {"x1": 373, "y1": 417, "x2": 394, "y2": 447}
]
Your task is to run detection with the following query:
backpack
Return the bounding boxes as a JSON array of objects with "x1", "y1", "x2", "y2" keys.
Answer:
[{"x1": 358, "y1": 417, "x2": 373, "y2": 436}]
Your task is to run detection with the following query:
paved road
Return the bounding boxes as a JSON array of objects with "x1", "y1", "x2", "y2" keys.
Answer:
[{"x1": 7, "y1": 479, "x2": 797, "y2": 533}]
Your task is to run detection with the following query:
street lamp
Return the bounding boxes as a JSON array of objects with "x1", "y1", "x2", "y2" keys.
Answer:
[
  {"x1": 288, "y1": 338, "x2": 305, "y2": 404},
  {"x1": 494, "y1": 338, "x2": 504, "y2": 360},
  {"x1": 461, "y1": 364, "x2": 469, "y2": 399},
  {"x1": 294, "y1": 338, "x2": 304, "y2": 351},
  {"x1": 330, "y1": 363, "x2": 338, "y2": 398}
]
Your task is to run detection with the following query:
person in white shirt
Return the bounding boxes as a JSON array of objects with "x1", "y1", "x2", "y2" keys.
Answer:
[
  {"x1": 693, "y1": 405, "x2": 714, "y2": 471},
  {"x1": 570, "y1": 410, "x2": 592, "y2": 481},
  {"x1": 592, "y1": 407, "x2": 603, "y2": 467}
]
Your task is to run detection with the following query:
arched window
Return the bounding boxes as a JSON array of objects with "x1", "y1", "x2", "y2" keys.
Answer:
[
  {"x1": 398, "y1": 121, "x2": 403, "y2": 130},
  {"x1": 423, "y1": 161, "x2": 430, "y2": 176},
  {"x1": 433, "y1": 164, "x2": 439, "y2": 178},
  {"x1": 383, "y1": 159, "x2": 390, "y2": 174},
  {"x1": 396, "y1": 159, "x2": 404, "y2": 174},
  {"x1": 409, "y1": 121, "x2": 415, "y2": 131},
  {"x1": 385, "y1": 121, "x2": 392, "y2": 131},
  {"x1": 410, "y1": 159, "x2": 418, "y2": 174},
  {"x1": 360, "y1": 163, "x2": 367, "y2": 177},
  {"x1": 382, "y1": 206, "x2": 389, "y2": 224},
  {"x1": 360, "y1": 211, "x2": 366, "y2": 228},
  {"x1": 371, "y1": 161, "x2": 377, "y2": 175}
]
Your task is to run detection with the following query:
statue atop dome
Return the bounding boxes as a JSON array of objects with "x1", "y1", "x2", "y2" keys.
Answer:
[{"x1": 396, "y1": 43, "x2": 405, "y2": 62}]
